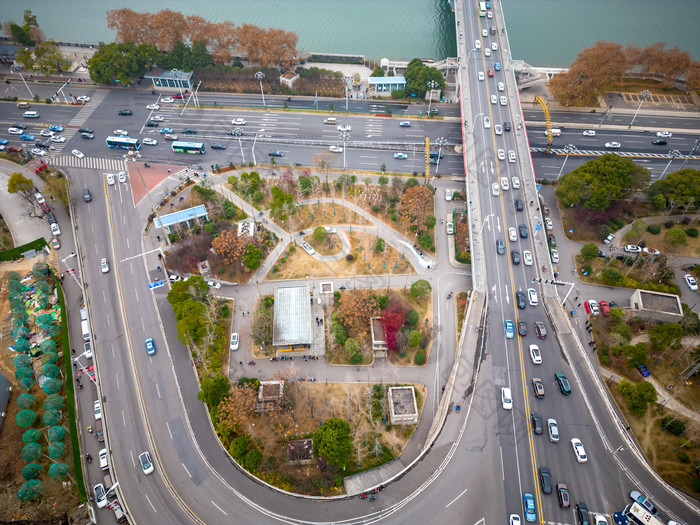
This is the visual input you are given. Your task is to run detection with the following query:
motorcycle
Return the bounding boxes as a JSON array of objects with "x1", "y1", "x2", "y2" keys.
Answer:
[
  {"x1": 287, "y1": 97, "x2": 292, "y2": 102},
  {"x1": 447, "y1": 292, "x2": 452, "y2": 299},
  {"x1": 144, "y1": 162, "x2": 151, "y2": 168},
  {"x1": 247, "y1": 360, "x2": 256, "y2": 365},
  {"x1": 86, "y1": 453, "x2": 92, "y2": 463},
  {"x1": 455, "y1": 404, "x2": 461, "y2": 412}
]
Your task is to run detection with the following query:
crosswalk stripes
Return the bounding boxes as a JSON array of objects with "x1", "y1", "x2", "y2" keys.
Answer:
[
  {"x1": 49, "y1": 155, "x2": 126, "y2": 172},
  {"x1": 68, "y1": 90, "x2": 109, "y2": 127},
  {"x1": 530, "y1": 147, "x2": 699, "y2": 160}
]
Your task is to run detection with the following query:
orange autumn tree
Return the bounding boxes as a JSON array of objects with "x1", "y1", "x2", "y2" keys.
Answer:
[
  {"x1": 401, "y1": 185, "x2": 433, "y2": 224},
  {"x1": 335, "y1": 289, "x2": 380, "y2": 338},
  {"x1": 217, "y1": 384, "x2": 258, "y2": 435},
  {"x1": 212, "y1": 229, "x2": 245, "y2": 265}
]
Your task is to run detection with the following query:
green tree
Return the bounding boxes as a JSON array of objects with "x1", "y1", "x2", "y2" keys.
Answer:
[
  {"x1": 624, "y1": 342, "x2": 649, "y2": 366},
  {"x1": 269, "y1": 185, "x2": 295, "y2": 217},
  {"x1": 313, "y1": 418, "x2": 353, "y2": 468},
  {"x1": 648, "y1": 169, "x2": 700, "y2": 210},
  {"x1": 618, "y1": 379, "x2": 657, "y2": 417},
  {"x1": 378, "y1": 176, "x2": 389, "y2": 187},
  {"x1": 88, "y1": 41, "x2": 159, "y2": 85},
  {"x1": 298, "y1": 176, "x2": 313, "y2": 196},
  {"x1": 602, "y1": 268, "x2": 623, "y2": 286},
  {"x1": 424, "y1": 215, "x2": 437, "y2": 229},
  {"x1": 580, "y1": 242, "x2": 599, "y2": 261},
  {"x1": 374, "y1": 238, "x2": 385, "y2": 252},
  {"x1": 409, "y1": 330, "x2": 421, "y2": 347},
  {"x1": 370, "y1": 66, "x2": 385, "y2": 77},
  {"x1": 10, "y1": 23, "x2": 33, "y2": 46},
  {"x1": 664, "y1": 228, "x2": 686, "y2": 247},
  {"x1": 242, "y1": 243, "x2": 264, "y2": 270},
  {"x1": 7, "y1": 172, "x2": 33, "y2": 194},
  {"x1": 410, "y1": 279, "x2": 432, "y2": 299},
  {"x1": 403, "y1": 58, "x2": 446, "y2": 97},
  {"x1": 344, "y1": 338, "x2": 360, "y2": 355},
  {"x1": 197, "y1": 374, "x2": 232, "y2": 407},
  {"x1": 417, "y1": 234, "x2": 434, "y2": 251},
  {"x1": 649, "y1": 323, "x2": 684, "y2": 352},
  {"x1": 651, "y1": 193, "x2": 666, "y2": 211},
  {"x1": 190, "y1": 40, "x2": 213, "y2": 69},
  {"x1": 312, "y1": 227, "x2": 327, "y2": 243}
]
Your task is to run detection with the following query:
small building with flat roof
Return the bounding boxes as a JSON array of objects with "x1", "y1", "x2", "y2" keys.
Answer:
[
  {"x1": 153, "y1": 204, "x2": 209, "y2": 233},
  {"x1": 273, "y1": 285, "x2": 312, "y2": 350},
  {"x1": 144, "y1": 69, "x2": 195, "y2": 90},
  {"x1": 629, "y1": 289, "x2": 683, "y2": 323},
  {"x1": 368, "y1": 76, "x2": 406, "y2": 93}
]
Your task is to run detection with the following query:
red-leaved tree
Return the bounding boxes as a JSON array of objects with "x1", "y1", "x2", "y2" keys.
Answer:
[{"x1": 380, "y1": 301, "x2": 407, "y2": 351}]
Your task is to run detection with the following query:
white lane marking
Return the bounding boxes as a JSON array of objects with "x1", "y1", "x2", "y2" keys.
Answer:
[{"x1": 445, "y1": 488, "x2": 468, "y2": 508}]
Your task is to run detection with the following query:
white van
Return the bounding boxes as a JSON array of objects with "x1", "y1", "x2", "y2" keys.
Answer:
[
  {"x1": 17, "y1": 102, "x2": 30, "y2": 109},
  {"x1": 544, "y1": 128, "x2": 561, "y2": 137},
  {"x1": 23, "y1": 110, "x2": 40, "y2": 118},
  {"x1": 99, "y1": 448, "x2": 109, "y2": 471},
  {"x1": 323, "y1": 117, "x2": 337, "y2": 125},
  {"x1": 81, "y1": 319, "x2": 90, "y2": 341},
  {"x1": 80, "y1": 307, "x2": 88, "y2": 321}
]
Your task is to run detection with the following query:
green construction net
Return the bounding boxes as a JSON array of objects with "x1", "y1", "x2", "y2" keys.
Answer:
[
  {"x1": 41, "y1": 351, "x2": 59, "y2": 365},
  {"x1": 17, "y1": 479, "x2": 44, "y2": 502},
  {"x1": 12, "y1": 326, "x2": 30, "y2": 341},
  {"x1": 35, "y1": 280, "x2": 51, "y2": 294},
  {"x1": 47, "y1": 441, "x2": 64, "y2": 459},
  {"x1": 35, "y1": 292, "x2": 50, "y2": 310},
  {"x1": 19, "y1": 376, "x2": 35, "y2": 390},
  {"x1": 21, "y1": 442, "x2": 41, "y2": 461},
  {"x1": 22, "y1": 463, "x2": 43, "y2": 481},
  {"x1": 44, "y1": 394, "x2": 64, "y2": 411},
  {"x1": 41, "y1": 378, "x2": 62, "y2": 395},
  {"x1": 14, "y1": 366, "x2": 32, "y2": 380},
  {"x1": 13, "y1": 353, "x2": 31, "y2": 368},
  {"x1": 6, "y1": 271, "x2": 21, "y2": 282},
  {"x1": 22, "y1": 429, "x2": 41, "y2": 443},
  {"x1": 16, "y1": 393, "x2": 35, "y2": 409},
  {"x1": 13, "y1": 338, "x2": 30, "y2": 354},
  {"x1": 47, "y1": 425, "x2": 66, "y2": 442},
  {"x1": 48, "y1": 463, "x2": 69, "y2": 480},
  {"x1": 42, "y1": 409, "x2": 60, "y2": 426},
  {"x1": 32, "y1": 262, "x2": 50, "y2": 278},
  {"x1": 42, "y1": 363, "x2": 61, "y2": 379}
]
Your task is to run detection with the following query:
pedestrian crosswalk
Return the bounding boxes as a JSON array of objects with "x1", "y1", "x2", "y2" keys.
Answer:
[
  {"x1": 68, "y1": 90, "x2": 109, "y2": 128},
  {"x1": 49, "y1": 155, "x2": 126, "y2": 172}
]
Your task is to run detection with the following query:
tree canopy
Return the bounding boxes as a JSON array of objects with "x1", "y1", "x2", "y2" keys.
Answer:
[
  {"x1": 313, "y1": 418, "x2": 353, "y2": 468},
  {"x1": 555, "y1": 154, "x2": 650, "y2": 211},
  {"x1": 647, "y1": 169, "x2": 700, "y2": 211},
  {"x1": 88, "y1": 41, "x2": 159, "y2": 85},
  {"x1": 403, "y1": 58, "x2": 446, "y2": 98}
]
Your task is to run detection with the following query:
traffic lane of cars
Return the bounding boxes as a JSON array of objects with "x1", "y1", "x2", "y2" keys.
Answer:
[{"x1": 525, "y1": 127, "x2": 696, "y2": 153}]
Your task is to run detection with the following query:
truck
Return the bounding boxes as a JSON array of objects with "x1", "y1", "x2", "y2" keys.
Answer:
[
  {"x1": 81, "y1": 319, "x2": 90, "y2": 341},
  {"x1": 95, "y1": 419, "x2": 104, "y2": 442}
]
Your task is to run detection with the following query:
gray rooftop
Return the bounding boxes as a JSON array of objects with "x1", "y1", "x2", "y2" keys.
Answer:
[{"x1": 273, "y1": 285, "x2": 311, "y2": 346}]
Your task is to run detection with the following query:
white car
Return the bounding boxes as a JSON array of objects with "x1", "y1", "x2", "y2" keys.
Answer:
[
  {"x1": 475, "y1": 40, "x2": 481, "y2": 49},
  {"x1": 83, "y1": 340, "x2": 92, "y2": 359},
  {"x1": 603, "y1": 233, "x2": 614, "y2": 244},
  {"x1": 118, "y1": 171, "x2": 127, "y2": 183},
  {"x1": 50, "y1": 223, "x2": 61, "y2": 237},
  {"x1": 301, "y1": 241, "x2": 315, "y2": 255},
  {"x1": 495, "y1": 124, "x2": 503, "y2": 135},
  {"x1": 551, "y1": 249, "x2": 559, "y2": 263},
  {"x1": 523, "y1": 250, "x2": 533, "y2": 266},
  {"x1": 150, "y1": 115, "x2": 165, "y2": 121},
  {"x1": 587, "y1": 299, "x2": 600, "y2": 315},
  {"x1": 114, "y1": 129, "x2": 128, "y2": 136},
  {"x1": 491, "y1": 94, "x2": 497, "y2": 104},
  {"x1": 40, "y1": 129, "x2": 54, "y2": 137},
  {"x1": 605, "y1": 142, "x2": 621, "y2": 149},
  {"x1": 492, "y1": 42, "x2": 498, "y2": 51},
  {"x1": 106, "y1": 173, "x2": 115, "y2": 186},
  {"x1": 207, "y1": 280, "x2": 222, "y2": 290},
  {"x1": 139, "y1": 451, "x2": 155, "y2": 475},
  {"x1": 487, "y1": 10, "x2": 493, "y2": 18},
  {"x1": 484, "y1": 117, "x2": 491, "y2": 128},
  {"x1": 146, "y1": 104, "x2": 160, "y2": 110},
  {"x1": 594, "y1": 515, "x2": 608, "y2": 525},
  {"x1": 500, "y1": 177, "x2": 509, "y2": 190},
  {"x1": 8, "y1": 127, "x2": 23, "y2": 135},
  {"x1": 545, "y1": 218, "x2": 553, "y2": 230},
  {"x1": 94, "y1": 400, "x2": 101, "y2": 420},
  {"x1": 685, "y1": 274, "x2": 698, "y2": 291},
  {"x1": 161, "y1": 97, "x2": 174, "y2": 103},
  {"x1": 143, "y1": 138, "x2": 158, "y2": 146},
  {"x1": 100, "y1": 258, "x2": 110, "y2": 273},
  {"x1": 482, "y1": 29, "x2": 488, "y2": 37},
  {"x1": 77, "y1": 95, "x2": 91, "y2": 102},
  {"x1": 511, "y1": 177, "x2": 520, "y2": 189},
  {"x1": 329, "y1": 145, "x2": 343, "y2": 153},
  {"x1": 71, "y1": 149, "x2": 84, "y2": 159},
  {"x1": 500, "y1": 96, "x2": 507, "y2": 106},
  {"x1": 445, "y1": 189, "x2": 452, "y2": 201},
  {"x1": 446, "y1": 222, "x2": 454, "y2": 234},
  {"x1": 547, "y1": 418, "x2": 559, "y2": 442},
  {"x1": 31, "y1": 148, "x2": 47, "y2": 156},
  {"x1": 35, "y1": 193, "x2": 46, "y2": 205},
  {"x1": 93, "y1": 484, "x2": 107, "y2": 508},
  {"x1": 232, "y1": 118, "x2": 246, "y2": 125},
  {"x1": 51, "y1": 135, "x2": 66, "y2": 143},
  {"x1": 491, "y1": 183, "x2": 500, "y2": 197},
  {"x1": 509, "y1": 515, "x2": 521, "y2": 525},
  {"x1": 508, "y1": 227, "x2": 517, "y2": 242},
  {"x1": 508, "y1": 150, "x2": 516, "y2": 163},
  {"x1": 583, "y1": 130, "x2": 596, "y2": 136},
  {"x1": 324, "y1": 226, "x2": 337, "y2": 234},
  {"x1": 571, "y1": 438, "x2": 588, "y2": 463},
  {"x1": 478, "y1": 71, "x2": 485, "y2": 81},
  {"x1": 99, "y1": 448, "x2": 109, "y2": 471},
  {"x1": 484, "y1": 48, "x2": 491, "y2": 57},
  {"x1": 529, "y1": 344, "x2": 542, "y2": 364},
  {"x1": 501, "y1": 387, "x2": 513, "y2": 410},
  {"x1": 336, "y1": 124, "x2": 351, "y2": 132},
  {"x1": 624, "y1": 244, "x2": 642, "y2": 253},
  {"x1": 498, "y1": 82, "x2": 504, "y2": 92},
  {"x1": 656, "y1": 131, "x2": 672, "y2": 138},
  {"x1": 642, "y1": 247, "x2": 660, "y2": 255},
  {"x1": 497, "y1": 149, "x2": 505, "y2": 161},
  {"x1": 528, "y1": 288, "x2": 538, "y2": 306}
]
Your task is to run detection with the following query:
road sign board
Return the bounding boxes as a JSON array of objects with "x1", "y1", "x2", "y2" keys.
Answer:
[{"x1": 148, "y1": 280, "x2": 164, "y2": 289}]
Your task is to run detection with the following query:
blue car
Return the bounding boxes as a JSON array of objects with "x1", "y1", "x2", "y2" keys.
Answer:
[
  {"x1": 523, "y1": 493, "x2": 536, "y2": 522},
  {"x1": 20, "y1": 133, "x2": 35, "y2": 141},
  {"x1": 159, "y1": 127, "x2": 174, "y2": 134},
  {"x1": 495, "y1": 62, "x2": 501, "y2": 71},
  {"x1": 49, "y1": 125, "x2": 64, "y2": 132},
  {"x1": 505, "y1": 320, "x2": 514, "y2": 339},
  {"x1": 0, "y1": 138, "x2": 8, "y2": 145},
  {"x1": 486, "y1": 1, "x2": 491, "y2": 7},
  {"x1": 145, "y1": 338, "x2": 156, "y2": 356}
]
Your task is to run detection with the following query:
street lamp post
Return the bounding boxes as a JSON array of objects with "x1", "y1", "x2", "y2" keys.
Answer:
[
  {"x1": 679, "y1": 139, "x2": 700, "y2": 171},
  {"x1": 434, "y1": 137, "x2": 447, "y2": 174},
  {"x1": 255, "y1": 71, "x2": 266, "y2": 107},
  {"x1": 659, "y1": 150, "x2": 682, "y2": 179},
  {"x1": 467, "y1": 113, "x2": 484, "y2": 134},
  {"x1": 427, "y1": 80, "x2": 438, "y2": 116},
  {"x1": 628, "y1": 90, "x2": 651, "y2": 129},
  {"x1": 339, "y1": 131, "x2": 350, "y2": 170},
  {"x1": 343, "y1": 76, "x2": 352, "y2": 111},
  {"x1": 556, "y1": 145, "x2": 576, "y2": 180}
]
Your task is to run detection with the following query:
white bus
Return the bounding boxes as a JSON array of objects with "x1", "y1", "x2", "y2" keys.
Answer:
[
  {"x1": 479, "y1": 2, "x2": 487, "y2": 16},
  {"x1": 105, "y1": 136, "x2": 141, "y2": 150},
  {"x1": 625, "y1": 502, "x2": 664, "y2": 525}
]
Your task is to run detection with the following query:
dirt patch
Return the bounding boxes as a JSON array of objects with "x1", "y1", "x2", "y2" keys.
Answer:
[
  {"x1": 268, "y1": 231, "x2": 415, "y2": 281},
  {"x1": 305, "y1": 232, "x2": 343, "y2": 257},
  {"x1": 574, "y1": 254, "x2": 678, "y2": 293}
]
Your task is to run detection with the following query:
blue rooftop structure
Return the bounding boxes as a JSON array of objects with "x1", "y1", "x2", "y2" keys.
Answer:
[
  {"x1": 368, "y1": 76, "x2": 406, "y2": 92},
  {"x1": 144, "y1": 69, "x2": 195, "y2": 90},
  {"x1": 153, "y1": 204, "x2": 209, "y2": 233}
]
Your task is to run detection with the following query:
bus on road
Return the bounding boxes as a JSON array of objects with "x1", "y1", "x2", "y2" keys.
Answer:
[
  {"x1": 105, "y1": 136, "x2": 141, "y2": 150},
  {"x1": 625, "y1": 502, "x2": 664, "y2": 525},
  {"x1": 479, "y1": 2, "x2": 487, "y2": 16},
  {"x1": 171, "y1": 141, "x2": 206, "y2": 154}
]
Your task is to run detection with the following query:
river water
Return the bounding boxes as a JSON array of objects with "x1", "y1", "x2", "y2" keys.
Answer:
[{"x1": 0, "y1": 0, "x2": 697, "y2": 67}]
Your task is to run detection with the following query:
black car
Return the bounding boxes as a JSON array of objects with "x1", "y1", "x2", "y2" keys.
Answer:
[
  {"x1": 269, "y1": 150, "x2": 284, "y2": 157},
  {"x1": 597, "y1": 250, "x2": 606, "y2": 258},
  {"x1": 516, "y1": 291, "x2": 526, "y2": 309},
  {"x1": 228, "y1": 128, "x2": 243, "y2": 136},
  {"x1": 557, "y1": 484, "x2": 570, "y2": 508},
  {"x1": 609, "y1": 300, "x2": 619, "y2": 308},
  {"x1": 145, "y1": 121, "x2": 159, "y2": 127},
  {"x1": 575, "y1": 502, "x2": 590, "y2": 525},
  {"x1": 35, "y1": 141, "x2": 51, "y2": 149},
  {"x1": 652, "y1": 139, "x2": 667, "y2": 145},
  {"x1": 46, "y1": 212, "x2": 56, "y2": 224},
  {"x1": 78, "y1": 127, "x2": 93, "y2": 134},
  {"x1": 555, "y1": 372, "x2": 572, "y2": 395},
  {"x1": 547, "y1": 234, "x2": 557, "y2": 246},
  {"x1": 534, "y1": 321, "x2": 547, "y2": 339},
  {"x1": 511, "y1": 250, "x2": 520, "y2": 265},
  {"x1": 503, "y1": 121, "x2": 511, "y2": 131},
  {"x1": 514, "y1": 199, "x2": 523, "y2": 211},
  {"x1": 118, "y1": 109, "x2": 133, "y2": 116},
  {"x1": 538, "y1": 467, "x2": 552, "y2": 494},
  {"x1": 83, "y1": 188, "x2": 91, "y2": 202},
  {"x1": 496, "y1": 239, "x2": 505, "y2": 254},
  {"x1": 518, "y1": 321, "x2": 527, "y2": 336},
  {"x1": 211, "y1": 143, "x2": 227, "y2": 150},
  {"x1": 80, "y1": 132, "x2": 94, "y2": 139},
  {"x1": 13, "y1": 123, "x2": 28, "y2": 130},
  {"x1": 531, "y1": 412, "x2": 543, "y2": 435},
  {"x1": 519, "y1": 224, "x2": 529, "y2": 238},
  {"x1": 183, "y1": 128, "x2": 197, "y2": 134}
]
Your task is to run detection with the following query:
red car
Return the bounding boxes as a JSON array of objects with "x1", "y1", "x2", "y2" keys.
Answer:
[
  {"x1": 599, "y1": 301, "x2": 610, "y2": 316},
  {"x1": 487, "y1": 69, "x2": 495, "y2": 77},
  {"x1": 8, "y1": 145, "x2": 22, "y2": 152},
  {"x1": 173, "y1": 93, "x2": 184, "y2": 99}
]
